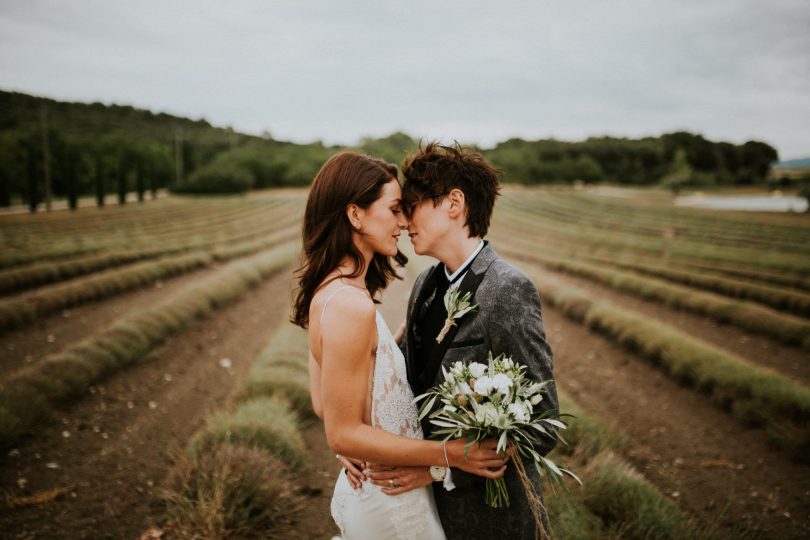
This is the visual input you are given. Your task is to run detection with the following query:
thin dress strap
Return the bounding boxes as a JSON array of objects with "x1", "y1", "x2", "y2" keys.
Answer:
[{"x1": 319, "y1": 285, "x2": 369, "y2": 327}]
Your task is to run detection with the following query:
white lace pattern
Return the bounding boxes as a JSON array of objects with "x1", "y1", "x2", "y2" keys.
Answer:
[{"x1": 371, "y1": 312, "x2": 424, "y2": 439}]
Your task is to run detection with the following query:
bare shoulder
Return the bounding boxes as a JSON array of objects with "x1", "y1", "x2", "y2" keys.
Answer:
[{"x1": 312, "y1": 282, "x2": 376, "y2": 340}]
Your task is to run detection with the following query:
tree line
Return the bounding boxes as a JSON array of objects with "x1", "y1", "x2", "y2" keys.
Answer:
[
  {"x1": 0, "y1": 90, "x2": 781, "y2": 209},
  {"x1": 485, "y1": 133, "x2": 779, "y2": 190}
]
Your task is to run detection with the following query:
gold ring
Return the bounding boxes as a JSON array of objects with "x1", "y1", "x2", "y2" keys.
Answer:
[{"x1": 389, "y1": 479, "x2": 394, "y2": 487}]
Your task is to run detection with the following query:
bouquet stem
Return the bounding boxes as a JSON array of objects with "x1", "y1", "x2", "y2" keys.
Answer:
[{"x1": 484, "y1": 477, "x2": 509, "y2": 508}]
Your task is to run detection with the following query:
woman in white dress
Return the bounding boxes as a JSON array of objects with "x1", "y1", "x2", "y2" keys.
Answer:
[{"x1": 291, "y1": 152, "x2": 507, "y2": 540}]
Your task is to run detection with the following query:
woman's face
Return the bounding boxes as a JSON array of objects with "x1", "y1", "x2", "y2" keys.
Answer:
[{"x1": 355, "y1": 178, "x2": 408, "y2": 257}]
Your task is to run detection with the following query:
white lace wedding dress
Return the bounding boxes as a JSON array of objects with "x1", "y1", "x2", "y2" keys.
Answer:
[{"x1": 324, "y1": 287, "x2": 446, "y2": 540}]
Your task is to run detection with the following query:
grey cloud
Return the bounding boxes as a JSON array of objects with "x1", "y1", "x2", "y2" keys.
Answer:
[{"x1": 0, "y1": 0, "x2": 807, "y2": 157}]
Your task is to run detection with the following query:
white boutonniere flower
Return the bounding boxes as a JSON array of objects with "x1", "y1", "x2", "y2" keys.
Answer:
[{"x1": 436, "y1": 288, "x2": 478, "y2": 343}]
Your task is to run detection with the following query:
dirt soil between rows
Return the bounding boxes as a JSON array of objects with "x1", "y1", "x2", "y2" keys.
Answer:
[
  {"x1": 0, "y1": 267, "x2": 296, "y2": 539},
  {"x1": 2, "y1": 253, "x2": 808, "y2": 539},
  {"x1": 0, "y1": 264, "x2": 224, "y2": 379},
  {"x1": 532, "y1": 283, "x2": 810, "y2": 539}
]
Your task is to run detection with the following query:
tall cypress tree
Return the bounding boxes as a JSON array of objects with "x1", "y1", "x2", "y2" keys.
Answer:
[
  {"x1": 26, "y1": 147, "x2": 39, "y2": 213},
  {"x1": 66, "y1": 148, "x2": 78, "y2": 211},
  {"x1": 117, "y1": 154, "x2": 127, "y2": 206},
  {"x1": 136, "y1": 156, "x2": 145, "y2": 202},
  {"x1": 95, "y1": 154, "x2": 105, "y2": 207}
]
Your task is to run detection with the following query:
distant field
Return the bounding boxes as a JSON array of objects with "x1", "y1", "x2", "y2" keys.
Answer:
[{"x1": 0, "y1": 186, "x2": 808, "y2": 539}]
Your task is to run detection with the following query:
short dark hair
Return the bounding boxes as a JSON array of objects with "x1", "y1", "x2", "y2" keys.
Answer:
[{"x1": 401, "y1": 142, "x2": 501, "y2": 238}]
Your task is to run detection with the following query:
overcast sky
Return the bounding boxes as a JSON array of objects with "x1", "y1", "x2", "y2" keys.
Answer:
[{"x1": 1, "y1": 0, "x2": 808, "y2": 158}]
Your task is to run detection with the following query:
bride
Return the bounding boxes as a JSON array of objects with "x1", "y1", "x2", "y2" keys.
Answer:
[{"x1": 292, "y1": 152, "x2": 507, "y2": 540}]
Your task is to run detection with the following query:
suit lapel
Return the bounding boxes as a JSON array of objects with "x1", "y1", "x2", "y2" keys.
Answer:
[{"x1": 421, "y1": 243, "x2": 496, "y2": 390}]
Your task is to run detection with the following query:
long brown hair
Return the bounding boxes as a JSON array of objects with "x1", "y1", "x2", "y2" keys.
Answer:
[{"x1": 291, "y1": 152, "x2": 408, "y2": 329}]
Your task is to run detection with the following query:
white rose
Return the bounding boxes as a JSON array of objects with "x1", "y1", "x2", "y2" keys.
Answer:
[
  {"x1": 469, "y1": 362, "x2": 487, "y2": 379},
  {"x1": 474, "y1": 376, "x2": 493, "y2": 395},
  {"x1": 491, "y1": 373, "x2": 513, "y2": 395}
]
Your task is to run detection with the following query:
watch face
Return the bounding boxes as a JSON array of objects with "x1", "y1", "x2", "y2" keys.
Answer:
[{"x1": 430, "y1": 466, "x2": 445, "y2": 481}]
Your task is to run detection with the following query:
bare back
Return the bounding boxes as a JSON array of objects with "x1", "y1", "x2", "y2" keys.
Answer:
[{"x1": 309, "y1": 279, "x2": 376, "y2": 425}]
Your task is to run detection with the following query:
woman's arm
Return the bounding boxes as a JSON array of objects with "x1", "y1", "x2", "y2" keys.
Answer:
[{"x1": 319, "y1": 293, "x2": 505, "y2": 476}]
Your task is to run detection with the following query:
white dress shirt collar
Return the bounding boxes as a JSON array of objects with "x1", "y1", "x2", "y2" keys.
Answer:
[{"x1": 444, "y1": 239, "x2": 485, "y2": 284}]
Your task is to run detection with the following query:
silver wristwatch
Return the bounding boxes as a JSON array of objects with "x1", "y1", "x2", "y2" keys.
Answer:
[{"x1": 429, "y1": 465, "x2": 447, "y2": 482}]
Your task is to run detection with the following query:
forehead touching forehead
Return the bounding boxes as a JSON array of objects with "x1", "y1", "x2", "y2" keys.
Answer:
[{"x1": 378, "y1": 177, "x2": 402, "y2": 204}]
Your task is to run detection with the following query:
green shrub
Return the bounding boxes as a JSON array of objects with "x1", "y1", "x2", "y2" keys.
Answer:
[
  {"x1": 161, "y1": 443, "x2": 301, "y2": 539},
  {"x1": 238, "y1": 366, "x2": 312, "y2": 419},
  {"x1": 546, "y1": 487, "x2": 603, "y2": 540},
  {"x1": 187, "y1": 397, "x2": 305, "y2": 467},
  {"x1": 582, "y1": 455, "x2": 688, "y2": 540},
  {"x1": 173, "y1": 162, "x2": 254, "y2": 194}
]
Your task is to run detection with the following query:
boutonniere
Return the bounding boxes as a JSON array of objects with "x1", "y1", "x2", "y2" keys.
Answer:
[{"x1": 436, "y1": 288, "x2": 478, "y2": 343}]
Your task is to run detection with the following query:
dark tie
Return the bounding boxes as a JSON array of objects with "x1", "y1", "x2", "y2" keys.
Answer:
[
  {"x1": 415, "y1": 267, "x2": 455, "y2": 393},
  {"x1": 435, "y1": 268, "x2": 451, "y2": 302}
]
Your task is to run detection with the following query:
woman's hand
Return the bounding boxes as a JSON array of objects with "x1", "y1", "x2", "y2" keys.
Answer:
[
  {"x1": 446, "y1": 439, "x2": 508, "y2": 479},
  {"x1": 365, "y1": 464, "x2": 432, "y2": 496},
  {"x1": 337, "y1": 454, "x2": 367, "y2": 490}
]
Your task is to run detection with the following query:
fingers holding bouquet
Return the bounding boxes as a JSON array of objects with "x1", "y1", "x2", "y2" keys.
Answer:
[{"x1": 445, "y1": 438, "x2": 509, "y2": 479}]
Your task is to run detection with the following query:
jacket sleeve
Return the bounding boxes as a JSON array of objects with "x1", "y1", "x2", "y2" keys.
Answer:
[{"x1": 488, "y1": 270, "x2": 559, "y2": 457}]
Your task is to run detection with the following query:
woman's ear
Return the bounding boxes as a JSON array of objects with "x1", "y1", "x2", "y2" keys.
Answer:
[
  {"x1": 346, "y1": 204, "x2": 363, "y2": 231},
  {"x1": 447, "y1": 188, "x2": 466, "y2": 219}
]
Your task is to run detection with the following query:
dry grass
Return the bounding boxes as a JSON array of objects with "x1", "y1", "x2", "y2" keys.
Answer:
[{"x1": 161, "y1": 443, "x2": 302, "y2": 540}]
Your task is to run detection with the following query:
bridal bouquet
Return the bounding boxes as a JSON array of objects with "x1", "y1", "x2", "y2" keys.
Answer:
[{"x1": 415, "y1": 353, "x2": 579, "y2": 511}]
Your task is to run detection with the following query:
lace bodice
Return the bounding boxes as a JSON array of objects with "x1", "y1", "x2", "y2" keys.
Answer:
[{"x1": 371, "y1": 311, "x2": 423, "y2": 438}]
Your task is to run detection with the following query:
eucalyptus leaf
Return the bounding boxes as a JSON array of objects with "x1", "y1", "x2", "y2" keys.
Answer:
[
  {"x1": 419, "y1": 395, "x2": 437, "y2": 420},
  {"x1": 541, "y1": 456, "x2": 563, "y2": 477},
  {"x1": 545, "y1": 419, "x2": 567, "y2": 429},
  {"x1": 497, "y1": 431, "x2": 508, "y2": 454},
  {"x1": 561, "y1": 467, "x2": 583, "y2": 486}
]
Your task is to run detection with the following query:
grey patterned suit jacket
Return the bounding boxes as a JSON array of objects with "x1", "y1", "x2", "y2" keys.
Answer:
[{"x1": 401, "y1": 242, "x2": 558, "y2": 540}]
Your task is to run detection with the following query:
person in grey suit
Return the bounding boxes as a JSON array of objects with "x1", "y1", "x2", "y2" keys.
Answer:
[{"x1": 365, "y1": 142, "x2": 559, "y2": 539}]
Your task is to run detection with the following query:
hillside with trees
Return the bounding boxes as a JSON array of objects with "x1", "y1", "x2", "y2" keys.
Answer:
[{"x1": 0, "y1": 89, "x2": 781, "y2": 209}]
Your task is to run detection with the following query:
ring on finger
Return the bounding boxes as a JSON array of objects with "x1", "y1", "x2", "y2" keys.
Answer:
[{"x1": 388, "y1": 479, "x2": 395, "y2": 487}]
